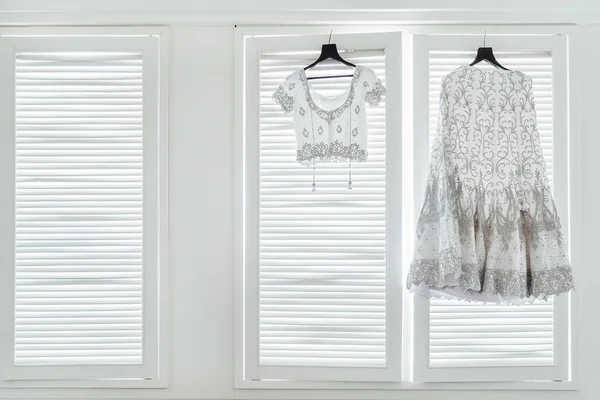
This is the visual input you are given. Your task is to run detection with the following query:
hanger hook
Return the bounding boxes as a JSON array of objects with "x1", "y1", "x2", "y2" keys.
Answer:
[
  {"x1": 328, "y1": 29, "x2": 333, "y2": 44},
  {"x1": 483, "y1": 29, "x2": 487, "y2": 47}
]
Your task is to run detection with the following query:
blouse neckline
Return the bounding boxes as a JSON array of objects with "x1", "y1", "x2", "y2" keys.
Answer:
[{"x1": 298, "y1": 66, "x2": 362, "y2": 121}]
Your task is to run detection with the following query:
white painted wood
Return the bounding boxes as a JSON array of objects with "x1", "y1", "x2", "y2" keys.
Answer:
[
  {"x1": 0, "y1": 1, "x2": 599, "y2": 25},
  {"x1": 411, "y1": 33, "x2": 571, "y2": 383},
  {"x1": 241, "y1": 32, "x2": 402, "y2": 382},
  {"x1": 234, "y1": 27, "x2": 247, "y2": 389},
  {"x1": 0, "y1": 33, "x2": 167, "y2": 383}
]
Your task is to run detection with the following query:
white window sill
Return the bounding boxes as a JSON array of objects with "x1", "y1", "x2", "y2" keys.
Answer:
[
  {"x1": 234, "y1": 380, "x2": 578, "y2": 393},
  {"x1": 0, "y1": 379, "x2": 168, "y2": 389}
]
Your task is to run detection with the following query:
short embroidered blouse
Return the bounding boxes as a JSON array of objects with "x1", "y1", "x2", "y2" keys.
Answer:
[{"x1": 272, "y1": 65, "x2": 385, "y2": 167}]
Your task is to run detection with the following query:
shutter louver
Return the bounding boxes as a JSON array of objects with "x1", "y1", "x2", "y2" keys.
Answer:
[
  {"x1": 409, "y1": 34, "x2": 573, "y2": 382},
  {"x1": 14, "y1": 51, "x2": 143, "y2": 367},
  {"x1": 258, "y1": 51, "x2": 387, "y2": 369},
  {"x1": 426, "y1": 51, "x2": 556, "y2": 369}
]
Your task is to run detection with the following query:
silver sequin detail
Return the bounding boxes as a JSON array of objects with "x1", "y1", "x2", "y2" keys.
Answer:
[
  {"x1": 297, "y1": 140, "x2": 367, "y2": 167},
  {"x1": 407, "y1": 65, "x2": 574, "y2": 302},
  {"x1": 299, "y1": 66, "x2": 362, "y2": 123},
  {"x1": 407, "y1": 257, "x2": 574, "y2": 301},
  {"x1": 272, "y1": 84, "x2": 294, "y2": 113},
  {"x1": 365, "y1": 80, "x2": 386, "y2": 106}
]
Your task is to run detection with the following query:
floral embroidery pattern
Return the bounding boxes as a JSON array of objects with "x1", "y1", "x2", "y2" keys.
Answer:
[
  {"x1": 297, "y1": 141, "x2": 368, "y2": 166},
  {"x1": 407, "y1": 258, "x2": 573, "y2": 301},
  {"x1": 272, "y1": 84, "x2": 294, "y2": 113},
  {"x1": 298, "y1": 66, "x2": 362, "y2": 123},
  {"x1": 408, "y1": 66, "x2": 573, "y2": 303},
  {"x1": 272, "y1": 66, "x2": 385, "y2": 168},
  {"x1": 365, "y1": 80, "x2": 386, "y2": 106}
]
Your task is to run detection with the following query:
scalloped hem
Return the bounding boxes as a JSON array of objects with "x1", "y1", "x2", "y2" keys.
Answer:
[
  {"x1": 298, "y1": 155, "x2": 368, "y2": 167},
  {"x1": 297, "y1": 140, "x2": 368, "y2": 167},
  {"x1": 407, "y1": 260, "x2": 574, "y2": 304},
  {"x1": 409, "y1": 283, "x2": 573, "y2": 305}
]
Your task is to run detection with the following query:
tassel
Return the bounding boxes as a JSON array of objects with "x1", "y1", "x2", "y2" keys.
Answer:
[{"x1": 348, "y1": 162, "x2": 352, "y2": 190}]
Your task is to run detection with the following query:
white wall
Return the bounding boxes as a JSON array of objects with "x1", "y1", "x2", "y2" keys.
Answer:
[
  {"x1": 168, "y1": 26, "x2": 235, "y2": 399},
  {"x1": 0, "y1": 0, "x2": 598, "y2": 24},
  {"x1": 571, "y1": 23, "x2": 600, "y2": 400},
  {"x1": 1, "y1": 2, "x2": 600, "y2": 400}
]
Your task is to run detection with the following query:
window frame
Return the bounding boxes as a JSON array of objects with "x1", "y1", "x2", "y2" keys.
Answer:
[
  {"x1": 239, "y1": 31, "x2": 403, "y2": 383},
  {"x1": 0, "y1": 27, "x2": 170, "y2": 389},
  {"x1": 410, "y1": 33, "x2": 570, "y2": 383},
  {"x1": 234, "y1": 25, "x2": 580, "y2": 392}
]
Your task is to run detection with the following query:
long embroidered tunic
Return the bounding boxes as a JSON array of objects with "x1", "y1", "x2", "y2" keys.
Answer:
[
  {"x1": 272, "y1": 65, "x2": 385, "y2": 167},
  {"x1": 407, "y1": 65, "x2": 574, "y2": 303}
]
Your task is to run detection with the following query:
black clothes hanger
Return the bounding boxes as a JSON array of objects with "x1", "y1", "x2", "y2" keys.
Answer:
[
  {"x1": 469, "y1": 30, "x2": 510, "y2": 71},
  {"x1": 304, "y1": 30, "x2": 356, "y2": 80}
]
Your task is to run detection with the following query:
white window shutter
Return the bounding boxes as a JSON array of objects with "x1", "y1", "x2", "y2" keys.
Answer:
[
  {"x1": 0, "y1": 35, "x2": 164, "y2": 381},
  {"x1": 411, "y1": 34, "x2": 570, "y2": 382},
  {"x1": 243, "y1": 32, "x2": 402, "y2": 382}
]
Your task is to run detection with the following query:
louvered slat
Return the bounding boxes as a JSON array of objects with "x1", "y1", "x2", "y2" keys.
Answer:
[
  {"x1": 259, "y1": 51, "x2": 387, "y2": 368},
  {"x1": 14, "y1": 51, "x2": 143, "y2": 366},
  {"x1": 427, "y1": 51, "x2": 555, "y2": 368}
]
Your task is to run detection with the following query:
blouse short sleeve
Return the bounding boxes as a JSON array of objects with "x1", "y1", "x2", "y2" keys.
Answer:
[
  {"x1": 272, "y1": 74, "x2": 297, "y2": 113},
  {"x1": 363, "y1": 68, "x2": 386, "y2": 107}
]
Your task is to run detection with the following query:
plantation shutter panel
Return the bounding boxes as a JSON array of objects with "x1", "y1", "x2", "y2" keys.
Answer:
[
  {"x1": 412, "y1": 34, "x2": 569, "y2": 382},
  {"x1": 243, "y1": 32, "x2": 402, "y2": 382},
  {"x1": 0, "y1": 35, "x2": 163, "y2": 381}
]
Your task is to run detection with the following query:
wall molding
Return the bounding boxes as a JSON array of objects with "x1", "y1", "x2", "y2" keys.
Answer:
[{"x1": 0, "y1": 0, "x2": 598, "y2": 25}]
